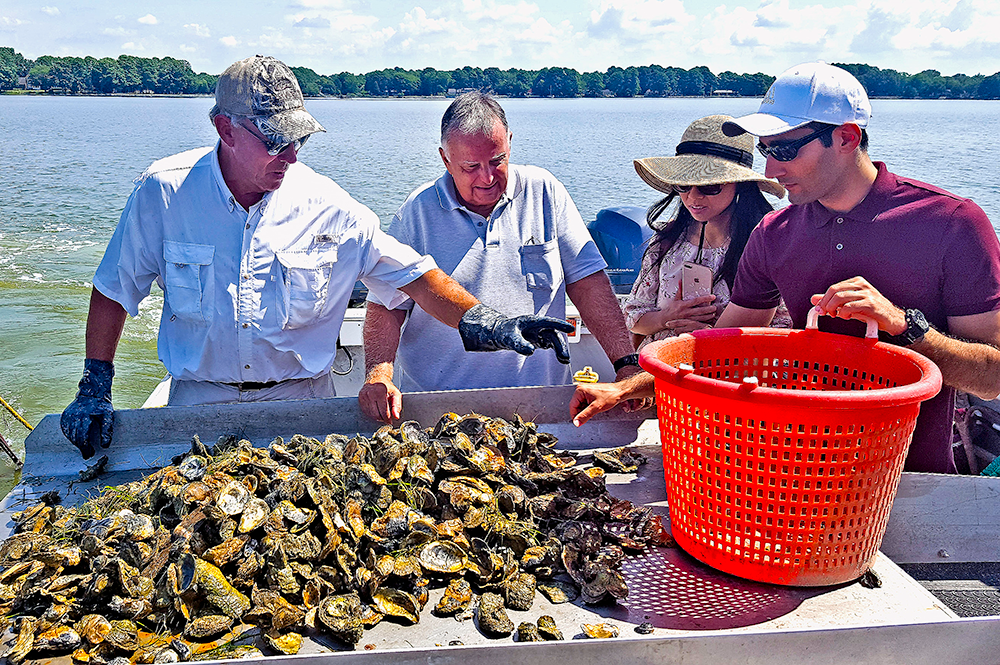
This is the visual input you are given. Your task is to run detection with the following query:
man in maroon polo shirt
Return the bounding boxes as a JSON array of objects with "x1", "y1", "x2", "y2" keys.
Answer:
[{"x1": 712, "y1": 61, "x2": 1000, "y2": 473}]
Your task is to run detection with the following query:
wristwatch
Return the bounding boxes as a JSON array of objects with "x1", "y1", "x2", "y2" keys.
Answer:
[
  {"x1": 884, "y1": 309, "x2": 930, "y2": 346},
  {"x1": 613, "y1": 353, "x2": 641, "y2": 372}
]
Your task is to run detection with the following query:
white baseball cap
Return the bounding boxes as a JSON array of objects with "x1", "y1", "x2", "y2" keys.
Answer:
[{"x1": 722, "y1": 62, "x2": 871, "y2": 138}]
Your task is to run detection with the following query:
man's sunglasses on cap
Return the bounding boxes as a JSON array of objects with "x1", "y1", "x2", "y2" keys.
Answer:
[
  {"x1": 240, "y1": 119, "x2": 309, "y2": 156},
  {"x1": 756, "y1": 125, "x2": 835, "y2": 162},
  {"x1": 672, "y1": 183, "x2": 724, "y2": 196}
]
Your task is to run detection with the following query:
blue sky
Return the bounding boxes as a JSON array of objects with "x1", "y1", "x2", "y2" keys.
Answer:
[{"x1": 2, "y1": 0, "x2": 998, "y2": 77}]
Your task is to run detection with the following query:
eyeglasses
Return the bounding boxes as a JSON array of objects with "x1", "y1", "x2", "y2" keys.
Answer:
[
  {"x1": 672, "y1": 183, "x2": 724, "y2": 196},
  {"x1": 240, "y1": 120, "x2": 308, "y2": 156},
  {"x1": 756, "y1": 125, "x2": 835, "y2": 162}
]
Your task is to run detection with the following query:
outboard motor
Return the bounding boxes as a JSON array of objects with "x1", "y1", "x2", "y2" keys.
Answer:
[{"x1": 586, "y1": 206, "x2": 653, "y2": 295}]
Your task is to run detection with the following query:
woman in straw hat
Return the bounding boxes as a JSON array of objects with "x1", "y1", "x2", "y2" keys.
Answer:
[{"x1": 624, "y1": 114, "x2": 790, "y2": 346}]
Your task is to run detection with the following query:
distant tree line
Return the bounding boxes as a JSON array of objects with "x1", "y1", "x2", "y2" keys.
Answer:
[{"x1": 2, "y1": 47, "x2": 1000, "y2": 99}]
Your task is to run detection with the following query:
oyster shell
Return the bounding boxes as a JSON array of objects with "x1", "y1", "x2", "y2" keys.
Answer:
[
  {"x1": 537, "y1": 615, "x2": 564, "y2": 640},
  {"x1": 434, "y1": 578, "x2": 473, "y2": 616},
  {"x1": 318, "y1": 593, "x2": 364, "y2": 644},
  {"x1": 582, "y1": 622, "x2": 620, "y2": 639},
  {"x1": 475, "y1": 592, "x2": 513, "y2": 637}
]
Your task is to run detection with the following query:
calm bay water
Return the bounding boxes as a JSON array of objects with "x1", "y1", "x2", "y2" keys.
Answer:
[{"x1": 1, "y1": 95, "x2": 998, "y2": 488}]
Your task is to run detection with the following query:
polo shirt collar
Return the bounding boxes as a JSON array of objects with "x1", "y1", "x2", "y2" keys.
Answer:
[
  {"x1": 435, "y1": 168, "x2": 519, "y2": 218},
  {"x1": 810, "y1": 161, "x2": 893, "y2": 228}
]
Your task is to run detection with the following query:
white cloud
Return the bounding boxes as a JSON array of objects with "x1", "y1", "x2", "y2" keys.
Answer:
[
  {"x1": 102, "y1": 26, "x2": 132, "y2": 37},
  {"x1": 40, "y1": 6, "x2": 60, "y2": 16},
  {"x1": 293, "y1": 16, "x2": 332, "y2": 28},
  {"x1": 184, "y1": 23, "x2": 211, "y2": 38},
  {"x1": 220, "y1": 35, "x2": 239, "y2": 47},
  {"x1": 179, "y1": 44, "x2": 197, "y2": 53},
  {"x1": 121, "y1": 41, "x2": 144, "y2": 51},
  {"x1": 137, "y1": 14, "x2": 157, "y2": 25},
  {"x1": 0, "y1": 16, "x2": 25, "y2": 28}
]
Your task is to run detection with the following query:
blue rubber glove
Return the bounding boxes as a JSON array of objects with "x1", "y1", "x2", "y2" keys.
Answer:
[
  {"x1": 60, "y1": 359, "x2": 115, "y2": 459},
  {"x1": 458, "y1": 304, "x2": 574, "y2": 364}
]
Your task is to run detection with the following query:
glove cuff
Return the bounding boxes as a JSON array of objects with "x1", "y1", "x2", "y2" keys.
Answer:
[
  {"x1": 458, "y1": 304, "x2": 504, "y2": 352},
  {"x1": 78, "y1": 358, "x2": 114, "y2": 400}
]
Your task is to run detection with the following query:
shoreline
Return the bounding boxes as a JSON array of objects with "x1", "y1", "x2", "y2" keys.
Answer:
[{"x1": 4, "y1": 90, "x2": 991, "y2": 102}]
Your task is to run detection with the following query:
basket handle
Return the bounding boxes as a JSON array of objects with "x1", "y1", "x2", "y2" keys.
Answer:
[{"x1": 806, "y1": 306, "x2": 879, "y2": 339}]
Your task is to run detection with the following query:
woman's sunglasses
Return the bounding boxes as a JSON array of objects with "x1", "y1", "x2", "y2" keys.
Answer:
[{"x1": 672, "y1": 183, "x2": 724, "y2": 196}]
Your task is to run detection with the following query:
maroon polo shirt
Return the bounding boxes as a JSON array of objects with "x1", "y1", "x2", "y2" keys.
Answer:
[{"x1": 732, "y1": 162, "x2": 1000, "y2": 473}]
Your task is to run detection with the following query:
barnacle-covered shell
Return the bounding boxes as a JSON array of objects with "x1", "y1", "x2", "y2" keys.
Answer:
[
  {"x1": 184, "y1": 614, "x2": 233, "y2": 640},
  {"x1": 475, "y1": 592, "x2": 513, "y2": 637},
  {"x1": 503, "y1": 572, "x2": 536, "y2": 611},
  {"x1": 75, "y1": 614, "x2": 112, "y2": 645},
  {"x1": 434, "y1": 578, "x2": 473, "y2": 616},
  {"x1": 34, "y1": 625, "x2": 82, "y2": 653},
  {"x1": 537, "y1": 615, "x2": 564, "y2": 640},
  {"x1": 105, "y1": 620, "x2": 139, "y2": 652},
  {"x1": 178, "y1": 455, "x2": 207, "y2": 481},
  {"x1": 517, "y1": 622, "x2": 542, "y2": 642},
  {"x1": 318, "y1": 593, "x2": 364, "y2": 644}
]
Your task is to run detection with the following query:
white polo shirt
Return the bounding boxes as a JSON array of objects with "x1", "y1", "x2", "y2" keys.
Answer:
[{"x1": 94, "y1": 144, "x2": 435, "y2": 384}]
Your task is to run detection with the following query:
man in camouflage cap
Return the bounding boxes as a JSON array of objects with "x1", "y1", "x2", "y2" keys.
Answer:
[{"x1": 60, "y1": 55, "x2": 573, "y2": 459}]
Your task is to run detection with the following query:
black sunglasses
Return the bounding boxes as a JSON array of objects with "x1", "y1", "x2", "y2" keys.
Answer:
[
  {"x1": 756, "y1": 125, "x2": 835, "y2": 162},
  {"x1": 240, "y1": 120, "x2": 309, "y2": 156},
  {"x1": 672, "y1": 183, "x2": 724, "y2": 196}
]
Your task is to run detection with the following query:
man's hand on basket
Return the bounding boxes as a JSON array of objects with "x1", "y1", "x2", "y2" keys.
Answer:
[{"x1": 811, "y1": 276, "x2": 907, "y2": 335}]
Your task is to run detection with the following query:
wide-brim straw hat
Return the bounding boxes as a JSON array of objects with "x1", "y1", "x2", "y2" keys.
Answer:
[{"x1": 633, "y1": 114, "x2": 785, "y2": 199}]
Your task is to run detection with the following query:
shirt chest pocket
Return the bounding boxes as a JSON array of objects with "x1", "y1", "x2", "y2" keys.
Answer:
[
  {"x1": 163, "y1": 241, "x2": 214, "y2": 325},
  {"x1": 276, "y1": 246, "x2": 339, "y2": 330},
  {"x1": 519, "y1": 238, "x2": 560, "y2": 291}
]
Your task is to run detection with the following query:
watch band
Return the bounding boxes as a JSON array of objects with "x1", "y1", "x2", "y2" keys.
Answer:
[
  {"x1": 884, "y1": 309, "x2": 929, "y2": 346},
  {"x1": 613, "y1": 353, "x2": 641, "y2": 372}
]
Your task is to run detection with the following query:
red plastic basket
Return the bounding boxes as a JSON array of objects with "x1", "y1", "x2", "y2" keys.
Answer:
[{"x1": 639, "y1": 311, "x2": 942, "y2": 586}]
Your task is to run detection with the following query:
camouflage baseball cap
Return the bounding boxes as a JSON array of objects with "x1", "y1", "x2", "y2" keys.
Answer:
[{"x1": 213, "y1": 55, "x2": 325, "y2": 144}]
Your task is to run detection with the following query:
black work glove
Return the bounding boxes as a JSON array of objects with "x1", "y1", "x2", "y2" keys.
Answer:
[
  {"x1": 60, "y1": 358, "x2": 115, "y2": 459},
  {"x1": 458, "y1": 304, "x2": 574, "y2": 364}
]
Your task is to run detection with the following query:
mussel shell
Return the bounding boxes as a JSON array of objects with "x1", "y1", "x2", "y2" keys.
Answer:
[{"x1": 418, "y1": 540, "x2": 467, "y2": 574}]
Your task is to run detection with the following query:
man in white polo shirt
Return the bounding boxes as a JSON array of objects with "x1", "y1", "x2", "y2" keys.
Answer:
[
  {"x1": 360, "y1": 92, "x2": 637, "y2": 423},
  {"x1": 60, "y1": 57, "x2": 573, "y2": 459}
]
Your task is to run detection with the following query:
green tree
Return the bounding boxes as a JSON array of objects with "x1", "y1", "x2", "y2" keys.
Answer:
[
  {"x1": 291, "y1": 66, "x2": 323, "y2": 96},
  {"x1": 581, "y1": 71, "x2": 604, "y2": 97},
  {"x1": 419, "y1": 67, "x2": 450, "y2": 96},
  {"x1": 605, "y1": 66, "x2": 639, "y2": 97},
  {"x1": 533, "y1": 67, "x2": 580, "y2": 97}
]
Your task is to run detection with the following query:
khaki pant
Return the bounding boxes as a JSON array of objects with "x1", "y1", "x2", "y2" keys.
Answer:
[{"x1": 166, "y1": 374, "x2": 336, "y2": 406}]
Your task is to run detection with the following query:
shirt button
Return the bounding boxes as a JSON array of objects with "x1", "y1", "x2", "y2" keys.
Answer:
[
  {"x1": 836, "y1": 217, "x2": 844, "y2": 224},
  {"x1": 246, "y1": 223, "x2": 250, "y2": 229},
  {"x1": 478, "y1": 222, "x2": 483, "y2": 227},
  {"x1": 243, "y1": 274, "x2": 250, "y2": 280},
  {"x1": 836, "y1": 243, "x2": 844, "y2": 250},
  {"x1": 242, "y1": 323, "x2": 249, "y2": 329},
  {"x1": 245, "y1": 364, "x2": 250, "y2": 369}
]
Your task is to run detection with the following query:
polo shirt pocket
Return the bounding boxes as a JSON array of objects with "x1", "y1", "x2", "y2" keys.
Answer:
[
  {"x1": 519, "y1": 238, "x2": 560, "y2": 291},
  {"x1": 163, "y1": 241, "x2": 214, "y2": 325},
  {"x1": 276, "y1": 246, "x2": 338, "y2": 330}
]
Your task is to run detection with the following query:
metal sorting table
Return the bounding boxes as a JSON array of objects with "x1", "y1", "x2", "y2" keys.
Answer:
[{"x1": 3, "y1": 385, "x2": 1000, "y2": 665}]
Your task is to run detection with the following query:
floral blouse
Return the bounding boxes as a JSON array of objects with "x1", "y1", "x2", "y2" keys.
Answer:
[{"x1": 623, "y1": 238, "x2": 791, "y2": 346}]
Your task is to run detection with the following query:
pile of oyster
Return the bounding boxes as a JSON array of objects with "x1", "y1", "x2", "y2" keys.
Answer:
[{"x1": 0, "y1": 413, "x2": 670, "y2": 663}]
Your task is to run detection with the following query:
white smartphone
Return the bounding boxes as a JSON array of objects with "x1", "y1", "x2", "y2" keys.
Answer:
[{"x1": 681, "y1": 261, "x2": 713, "y2": 299}]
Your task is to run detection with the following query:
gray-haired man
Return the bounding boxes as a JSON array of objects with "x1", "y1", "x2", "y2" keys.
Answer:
[
  {"x1": 60, "y1": 57, "x2": 573, "y2": 458},
  {"x1": 361, "y1": 92, "x2": 637, "y2": 423}
]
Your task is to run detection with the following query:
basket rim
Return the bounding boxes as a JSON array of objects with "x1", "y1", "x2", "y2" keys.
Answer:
[{"x1": 639, "y1": 326, "x2": 942, "y2": 408}]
